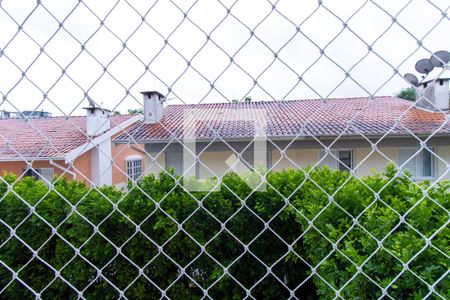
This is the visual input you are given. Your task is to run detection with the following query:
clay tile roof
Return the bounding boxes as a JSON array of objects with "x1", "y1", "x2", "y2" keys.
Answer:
[
  {"x1": 114, "y1": 96, "x2": 450, "y2": 143},
  {"x1": 0, "y1": 115, "x2": 133, "y2": 160}
]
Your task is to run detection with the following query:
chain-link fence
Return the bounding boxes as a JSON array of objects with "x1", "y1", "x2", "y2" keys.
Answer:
[{"x1": 0, "y1": 0, "x2": 449, "y2": 299}]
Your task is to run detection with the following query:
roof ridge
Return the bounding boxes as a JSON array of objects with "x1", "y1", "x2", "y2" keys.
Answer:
[
  {"x1": 0, "y1": 114, "x2": 133, "y2": 121},
  {"x1": 165, "y1": 96, "x2": 396, "y2": 108}
]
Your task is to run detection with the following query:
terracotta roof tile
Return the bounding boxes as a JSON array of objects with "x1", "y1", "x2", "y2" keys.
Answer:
[
  {"x1": 0, "y1": 115, "x2": 133, "y2": 159},
  {"x1": 114, "y1": 96, "x2": 450, "y2": 143}
]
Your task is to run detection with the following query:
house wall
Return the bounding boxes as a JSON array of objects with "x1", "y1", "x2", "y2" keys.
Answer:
[
  {"x1": 0, "y1": 161, "x2": 29, "y2": 177},
  {"x1": 353, "y1": 148, "x2": 397, "y2": 176},
  {"x1": 0, "y1": 153, "x2": 92, "y2": 184},
  {"x1": 0, "y1": 160, "x2": 70, "y2": 179},
  {"x1": 437, "y1": 146, "x2": 450, "y2": 181},
  {"x1": 0, "y1": 144, "x2": 148, "y2": 188},
  {"x1": 111, "y1": 143, "x2": 149, "y2": 187},
  {"x1": 198, "y1": 151, "x2": 233, "y2": 179},
  {"x1": 144, "y1": 137, "x2": 450, "y2": 182},
  {"x1": 144, "y1": 152, "x2": 165, "y2": 176},
  {"x1": 72, "y1": 151, "x2": 91, "y2": 182},
  {"x1": 271, "y1": 146, "x2": 449, "y2": 179},
  {"x1": 271, "y1": 149, "x2": 318, "y2": 170}
]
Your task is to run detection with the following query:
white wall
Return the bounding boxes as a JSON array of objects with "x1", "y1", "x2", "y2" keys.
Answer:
[{"x1": 91, "y1": 138, "x2": 112, "y2": 186}]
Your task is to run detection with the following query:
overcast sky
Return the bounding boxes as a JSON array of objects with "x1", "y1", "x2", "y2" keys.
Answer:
[{"x1": 0, "y1": 0, "x2": 449, "y2": 116}]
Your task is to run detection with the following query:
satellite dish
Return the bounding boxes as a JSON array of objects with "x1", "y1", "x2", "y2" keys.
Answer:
[
  {"x1": 87, "y1": 95, "x2": 96, "y2": 108},
  {"x1": 404, "y1": 73, "x2": 419, "y2": 86},
  {"x1": 430, "y1": 50, "x2": 450, "y2": 67},
  {"x1": 415, "y1": 58, "x2": 434, "y2": 74}
]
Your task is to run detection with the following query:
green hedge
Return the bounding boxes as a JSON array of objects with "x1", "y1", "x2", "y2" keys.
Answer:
[{"x1": 0, "y1": 166, "x2": 448, "y2": 299}]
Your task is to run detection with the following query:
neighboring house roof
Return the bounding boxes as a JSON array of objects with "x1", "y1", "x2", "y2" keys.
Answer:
[
  {"x1": 0, "y1": 115, "x2": 140, "y2": 161},
  {"x1": 114, "y1": 96, "x2": 450, "y2": 143}
]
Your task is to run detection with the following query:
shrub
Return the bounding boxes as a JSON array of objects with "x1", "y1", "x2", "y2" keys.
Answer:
[{"x1": 0, "y1": 166, "x2": 448, "y2": 299}]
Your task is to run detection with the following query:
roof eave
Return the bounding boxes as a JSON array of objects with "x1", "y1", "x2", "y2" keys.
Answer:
[
  {"x1": 0, "y1": 157, "x2": 66, "y2": 162},
  {"x1": 112, "y1": 132, "x2": 450, "y2": 144},
  {"x1": 64, "y1": 115, "x2": 143, "y2": 163}
]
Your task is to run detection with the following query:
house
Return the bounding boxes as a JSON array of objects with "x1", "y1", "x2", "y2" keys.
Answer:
[
  {"x1": 0, "y1": 107, "x2": 145, "y2": 188},
  {"x1": 114, "y1": 79, "x2": 450, "y2": 183}
]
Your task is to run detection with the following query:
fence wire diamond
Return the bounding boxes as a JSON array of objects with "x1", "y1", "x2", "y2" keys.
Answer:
[{"x1": 0, "y1": 0, "x2": 449, "y2": 299}]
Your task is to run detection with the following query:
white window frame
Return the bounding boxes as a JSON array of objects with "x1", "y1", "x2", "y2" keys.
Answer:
[
  {"x1": 23, "y1": 167, "x2": 54, "y2": 184},
  {"x1": 398, "y1": 147, "x2": 436, "y2": 180},
  {"x1": 318, "y1": 149, "x2": 354, "y2": 171},
  {"x1": 126, "y1": 156, "x2": 143, "y2": 182}
]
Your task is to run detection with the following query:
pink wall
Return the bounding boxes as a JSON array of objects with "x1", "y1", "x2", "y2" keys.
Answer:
[
  {"x1": 111, "y1": 143, "x2": 147, "y2": 185},
  {"x1": 0, "y1": 160, "x2": 69, "y2": 179},
  {"x1": 72, "y1": 151, "x2": 91, "y2": 183}
]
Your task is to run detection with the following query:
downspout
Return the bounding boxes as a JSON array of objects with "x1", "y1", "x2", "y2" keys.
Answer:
[{"x1": 50, "y1": 160, "x2": 77, "y2": 180}]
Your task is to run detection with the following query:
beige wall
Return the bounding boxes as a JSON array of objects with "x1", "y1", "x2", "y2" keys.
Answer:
[
  {"x1": 271, "y1": 148, "x2": 396, "y2": 174},
  {"x1": 147, "y1": 146, "x2": 450, "y2": 182},
  {"x1": 437, "y1": 146, "x2": 450, "y2": 181},
  {"x1": 271, "y1": 149, "x2": 318, "y2": 170},
  {"x1": 198, "y1": 151, "x2": 233, "y2": 179},
  {"x1": 270, "y1": 146, "x2": 450, "y2": 180},
  {"x1": 354, "y1": 147, "x2": 397, "y2": 177},
  {"x1": 143, "y1": 152, "x2": 165, "y2": 176}
]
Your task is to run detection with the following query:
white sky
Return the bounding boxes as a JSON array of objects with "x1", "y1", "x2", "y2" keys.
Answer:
[{"x1": 0, "y1": 0, "x2": 449, "y2": 116}]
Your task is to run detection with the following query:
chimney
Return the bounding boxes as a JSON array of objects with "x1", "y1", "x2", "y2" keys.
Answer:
[
  {"x1": 141, "y1": 91, "x2": 165, "y2": 123},
  {"x1": 416, "y1": 78, "x2": 450, "y2": 111},
  {"x1": 84, "y1": 107, "x2": 111, "y2": 136}
]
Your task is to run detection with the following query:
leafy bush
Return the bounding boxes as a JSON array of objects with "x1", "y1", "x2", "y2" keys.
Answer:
[
  {"x1": 0, "y1": 166, "x2": 448, "y2": 299},
  {"x1": 396, "y1": 87, "x2": 416, "y2": 101}
]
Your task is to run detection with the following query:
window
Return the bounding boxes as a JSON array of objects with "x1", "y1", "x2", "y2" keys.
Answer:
[
  {"x1": 126, "y1": 157, "x2": 143, "y2": 181},
  {"x1": 319, "y1": 149, "x2": 353, "y2": 171},
  {"x1": 398, "y1": 148, "x2": 435, "y2": 179},
  {"x1": 23, "y1": 168, "x2": 54, "y2": 183}
]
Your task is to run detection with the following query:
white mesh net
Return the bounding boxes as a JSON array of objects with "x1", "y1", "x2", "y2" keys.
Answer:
[{"x1": 0, "y1": 0, "x2": 449, "y2": 299}]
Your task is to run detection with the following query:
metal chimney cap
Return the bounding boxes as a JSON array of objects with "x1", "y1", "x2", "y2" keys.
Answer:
[
  {"x1": 141, "y1": 91, "x2": 165, "y2": 98},
  {"x1": 82, "y1": 107, "x2": 112, "y2": 114}
]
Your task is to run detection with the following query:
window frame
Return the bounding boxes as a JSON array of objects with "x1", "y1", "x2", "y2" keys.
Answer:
[
  {"x1": 318, "y1": 148, "x2": 354, "y2": 171},
  {"x1": 23, "y1": 168, "x2": 41, "y2": 180},
  {"x1": 125, "y1": 156, "x2": 143, "y2": 182},
  {"x1": 22, "y1": 167, "x2": 54, "y2": 184},
  {"x1": 398, "y1": 147, "x2": 436, "y2": 180}
]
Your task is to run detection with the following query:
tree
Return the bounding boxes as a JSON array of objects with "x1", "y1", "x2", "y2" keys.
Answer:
[
  {"x1": 396, "y1": 87, "x2": 416, "y2": 101},
  {"x1": 128, "y1": 108, "x2": 143, "y2": 115},
  {"x1": 231, "y1": 96, "x2": 252, "y2": 103},
  {"x1": 1, "y1": 166, "x2": 448, "y2": 299}
]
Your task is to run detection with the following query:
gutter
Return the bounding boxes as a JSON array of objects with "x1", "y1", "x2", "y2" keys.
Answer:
[
  {"x1": 50, "y1": 160, "x2": 77, "y2": 179},
  {"x1": 0, "y1": 157, "x2": 65, "y2": 162},
  {"x1": 113, "y1": 132, "x2": 450, "y2": 144}
]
